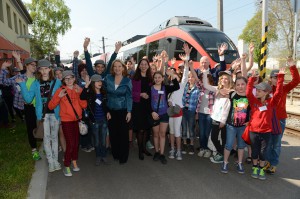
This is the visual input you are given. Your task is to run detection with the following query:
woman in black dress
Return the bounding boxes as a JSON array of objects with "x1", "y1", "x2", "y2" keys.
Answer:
[{"x1": 131, "y1": 59, "x2": 153, "y2": 160}]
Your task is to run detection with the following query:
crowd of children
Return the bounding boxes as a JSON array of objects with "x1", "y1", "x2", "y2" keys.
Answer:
[{"x1": 0, "y1": 38, "x2": 299, "y2": 180}]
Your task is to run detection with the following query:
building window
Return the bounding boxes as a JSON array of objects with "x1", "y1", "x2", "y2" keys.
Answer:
[
  {"x1": 0, "y1": 0, "x2": 4, "y2": 22},
  {"x1": 19, "y1": 19, "x2": 22, "y2": 35},
  {"x1": 13, "y1": 12, "x2": 18, "y2": 34},
  {"x1": 6, "y1": 4, "x2": 12, "y2": 29},
  {"x1": 23, "y1": 24, "x2": 26, "y2": 34}
]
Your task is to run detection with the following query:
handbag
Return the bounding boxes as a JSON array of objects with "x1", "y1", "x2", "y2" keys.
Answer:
[
  {"x1": 33, "y1": 79, "x2": 56, "y2": 139},
  {"x1": 148, "y1": 91, "x2": 162, "y2": 127},
  {"x1": 65, "y1": 93, "x2": 88, "y2": 135},
  {"x1": 242, "y1": 125, "x2": 251, "y2": 145}
]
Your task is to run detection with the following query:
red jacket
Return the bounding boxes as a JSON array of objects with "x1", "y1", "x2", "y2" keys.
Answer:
[
  {"x1": 48, "y1": 85, "x2": 87, "y2": 122},
  {"x1": 272, "y1": 65, "x2": 300, "y2": 120},
  {"x1": 246, "y1": 74, "x2": 284, "y2": 133}
]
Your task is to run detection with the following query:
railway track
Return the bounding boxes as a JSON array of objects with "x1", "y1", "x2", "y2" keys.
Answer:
[{"x1": 285, "y1": 111, "x2": 300, "y2": 136}]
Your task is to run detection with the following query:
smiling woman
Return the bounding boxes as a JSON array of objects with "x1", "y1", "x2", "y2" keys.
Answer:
[{"x1": 105, "y1": 59, "x2": 132, "y2": 164}]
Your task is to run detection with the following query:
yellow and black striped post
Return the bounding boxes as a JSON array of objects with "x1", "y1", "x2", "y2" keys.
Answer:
[
  {"x1": 259, "y1": 0, "x2": 268, "y2": 79},
  {"x1": 260, "y1": 25, "x2": 268, "y2": 79}
]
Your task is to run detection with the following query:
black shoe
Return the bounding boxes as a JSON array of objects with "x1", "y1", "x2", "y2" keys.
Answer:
[
  {"x1": 139, "y1": 152, "x2": 144, "y2": 160},
  {"x1": 153, "y1": 152, "x2": 160, "y2": 161},
  {"x1": 143, "y1": 150, "x2": 152, "y2": 156},
  {"x1": 159, "y1": 155, "x2": 167, "y2": 164}
]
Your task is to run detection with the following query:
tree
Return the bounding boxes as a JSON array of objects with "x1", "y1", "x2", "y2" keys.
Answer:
[
  {"x1": 25, "y1": 0, "x2": 72, "y2": 59},
  {"x1": 239, "y1": 9, "x2": 278, "y2": 63},
  {"x1": 240, "y1": 0, "x2": 298, "y2": 62}
]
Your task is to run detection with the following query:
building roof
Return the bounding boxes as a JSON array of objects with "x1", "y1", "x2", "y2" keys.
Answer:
[{"x1": 13, "y1": 0, "x2": 33, "y2": 24}]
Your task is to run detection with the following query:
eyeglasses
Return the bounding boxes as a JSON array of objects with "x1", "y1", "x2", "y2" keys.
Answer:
[
  {"x1": 29, "y1": 63, "x2": 37, "y2": 67},
  {"x1": 64, "y1": 77, "x2": 74, "y2": 81}
]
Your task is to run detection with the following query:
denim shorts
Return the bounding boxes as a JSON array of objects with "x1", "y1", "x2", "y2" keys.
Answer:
[
  {"x1": 159, "y1": 113, "x2": 169, "y2": 123},
  {"x1": 225, "y1": 124, "x2": 246, "y2": 151}
]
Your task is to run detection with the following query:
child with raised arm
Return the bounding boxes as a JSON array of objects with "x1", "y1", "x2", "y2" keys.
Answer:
[{"x1": 246, "y1": 68, "x2": 284, "y2": 180}]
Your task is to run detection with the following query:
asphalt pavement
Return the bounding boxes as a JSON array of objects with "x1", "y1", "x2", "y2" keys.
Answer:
[{"x1": 44, "y1": 134, "x2": 300, "y2": 199}]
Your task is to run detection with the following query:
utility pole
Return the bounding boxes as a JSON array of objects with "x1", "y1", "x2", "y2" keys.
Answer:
[
  {"x1": 292, "y1": 0, "x2": 298, "y2": 60},
  {"x1": 259, "y1": 0, "x2": 268, "y2": 79},
  {"x1": 102, "y1": 36, "x2": 106, "y2": 54},
  {"x1": 217, "y1": 0, "x2": 223, "y2": 31}
]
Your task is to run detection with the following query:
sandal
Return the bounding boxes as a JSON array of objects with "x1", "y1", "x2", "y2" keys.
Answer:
[{"x1": 246, "y1": 157, "x2": 252, "y2": 164}]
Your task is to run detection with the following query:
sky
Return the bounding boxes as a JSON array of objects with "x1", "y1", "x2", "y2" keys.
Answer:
[{"x1": 23, "y1": 0, "x2": 257, "y2": 60}]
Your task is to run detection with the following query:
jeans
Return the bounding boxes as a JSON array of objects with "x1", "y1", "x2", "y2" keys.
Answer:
[
  {"x1": 182, "y1": 109, "x2": 196, "y2": 140},
  {"x1": 266, "y1": 119, "x2": 286, "y2": 166},
  {"x1": 91, "y1": 120, "x2": 108, "y2": 158},
  {"x1": 43, "y1": 113, "x2": 59, "y2": 164},
  {"x1": 225, "y1": 125, "x2": 246, "y2": 151},
  {"x1": 198, "y1": 113, "x2": 212, "y2": 149}
]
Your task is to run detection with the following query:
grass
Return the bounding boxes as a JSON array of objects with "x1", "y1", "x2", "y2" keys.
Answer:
[{"x1": 0, "y1": 119, "x2": 36, "y2": 199}]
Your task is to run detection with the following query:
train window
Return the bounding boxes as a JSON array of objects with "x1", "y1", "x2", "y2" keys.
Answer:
[
  {"x1": 138, "y1": 45, "x2": 147, "y2": 61},
  {"x1": 174, "y1": 39, "x2": 201, "y2": 61},
  {"x1": 191, "y1": 31, "x2": 238, "y2": 63},
  {"x1": 148, "y1": 40, "x2": 159, "y2": 61}
]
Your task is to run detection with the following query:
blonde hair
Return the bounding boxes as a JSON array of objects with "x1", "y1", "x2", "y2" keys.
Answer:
[
  {"x1": 217, "y1": 74, "x2": 234, "y2": 90},
  {"x1": 110, "y1": 59, "x2": 128, "y2": 77}
]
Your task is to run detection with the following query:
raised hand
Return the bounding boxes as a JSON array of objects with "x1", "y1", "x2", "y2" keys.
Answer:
[
  {"x1": 73, "y1": 50, "x2": 79, "y2": 58},
  {"x1": 55, "y1": 50, "x2": 60, "y2": 56},
  {"x1": 12, "y1": 51, "x2": 21, "y2": 61},
  {"x1": 182, "y1": 43, "x2": 192, "y2": 55},
  {"x1": 249, "y1": 42, "x2": 254, "y2": 54},
  {"x1": 1, "y1": 61, "x2": 11, "y2": 70},
  {"x1": 218, "y1": 42, "x2": 228, "y2": 56},
  {"x1": 58, "y1": 89, "x2": 67, "y2": 98},
  {"x1": 188, "y1": 60, "x2": 194, "y2": 70},
  {"x1": 83, "y1": 37, "x2": 90, "y2": 49},
  {"x1": 179, "y1": 53, "x2": 188, "y2": 61},
  {"x1": 286, "y1": 56, "x2": 295, "y2": 67},
  {"x1": 166, "y1": 68, "x2": 174, "y2": 76},
  {"x1": 161, "y1": 50, "x2": 169, "y2": 62},
  {"x1": 115, "y1": 41, "x2": 122, "y2": 53},
  {"x1": 231, "y1": 58, "x2": 241, "y2": 70},
  {"x1": 278, "y1": 67, "x2": 286, "y2": 75},
  {"x1": 84, "y1": 75, "x2": 91, "y2": 88},
  {"x1": 241, "y1": 53, "x2": 248, "y2": 60},
  {"x1": 171, "y1": 57, "x2": 176, "y2": 65}
]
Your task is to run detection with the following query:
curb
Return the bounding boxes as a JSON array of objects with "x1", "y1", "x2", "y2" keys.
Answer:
[{"x1": 27, "y1": 147, "x2": 48, "y2": 199}]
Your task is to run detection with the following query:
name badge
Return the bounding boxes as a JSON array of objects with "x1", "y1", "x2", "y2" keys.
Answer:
[
  {"x1": 204, "y1": 107, "x2": 210, "y2": 114},
  {"x1": 95, "y1": 99, "x2": 102, "y2": 105},
  {"x1": 158, "y1": 91, "x2": 164, "y2": 94},
  {"x1": 16, "y1": 85, "x2": 21, "y2": 92},
  {"x1": 259, "y1": 106, "x2": 267, "y2": 112},
  {"x1": 82, "y1": 82, "x2": 86, "y2": 85}
]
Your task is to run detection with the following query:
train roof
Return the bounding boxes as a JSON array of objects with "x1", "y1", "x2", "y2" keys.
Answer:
[{"x1": 150, "y1": 16, "x2": 214, "y2": 34}]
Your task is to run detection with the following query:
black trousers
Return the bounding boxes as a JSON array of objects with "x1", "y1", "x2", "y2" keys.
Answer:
[
  {"x1": 250, "y1": 132, "x2": 270, "y2": 161},
  {"x1": 24, "y1": 104, "x2": 37, "y2": 149},
  {"x1": 0, "y1": 100, "x2": 9, "y2": 124},
  {"x1": 3, "y1": 96, "x2": 15, "y2": 120},
  {"x1": 211, "y1": 120, "x2": 226, "y2": 155},
  {"x1": 108, "y1": 110, "x2": 129, "y2": 164}
]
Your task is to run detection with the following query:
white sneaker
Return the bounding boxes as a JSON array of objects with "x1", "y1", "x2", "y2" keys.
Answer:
[
  {"x1": 168, "y1": 148, "x2": 175, "y2": 159},
  {"x1": 49, "y1": 162, "x2": 55, "y2": 173},
  {"x1": 203, "y1": 149, "x2": 211, "y2": 158},
  {"x1": 176, "y1": 150, "x2": 182, "y2": 161},
  {"x1": 54, "y1": 161, "x2": 61, "y2": 171},
  {"x1": 197, "y1": 148, "x2": 205, "y2": 157}
]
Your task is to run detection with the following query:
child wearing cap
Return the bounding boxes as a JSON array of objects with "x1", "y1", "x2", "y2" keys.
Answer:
[
  {"x1": 48, "y1": 70, "x2": 87, "y2": 177},
  {"x1": 17, "y1": 59, "x2": 62, "y2": 173},
  {"x1": 246, "y1": 69, "x2": 285, "y2": 180},
  {"x1": 264, "y1": 57, "x2": 300, "y2": 174},
  {"x1": 80, "y1": 74, "x2": 109, "y2": 165}
]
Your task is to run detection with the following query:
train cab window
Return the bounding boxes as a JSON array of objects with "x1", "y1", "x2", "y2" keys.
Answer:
[{"x1": 191, "y1": 31, "x2": 239, "y2": 63}]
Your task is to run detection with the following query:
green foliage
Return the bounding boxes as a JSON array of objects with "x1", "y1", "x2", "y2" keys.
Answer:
[
  {"x1": 239, "y1": 10, "x2": 278, "y2": 63},
  {"x1": 25, "y1": 0, "x2": 72, "y2": 59},
  {"x1": 0, "y1": 120, "x2": 36, "y2": 199}
]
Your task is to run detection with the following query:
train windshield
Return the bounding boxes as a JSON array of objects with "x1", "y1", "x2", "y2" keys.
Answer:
[{"x1": 191, "y1": 31, "x2": 239, "y2": 63}]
